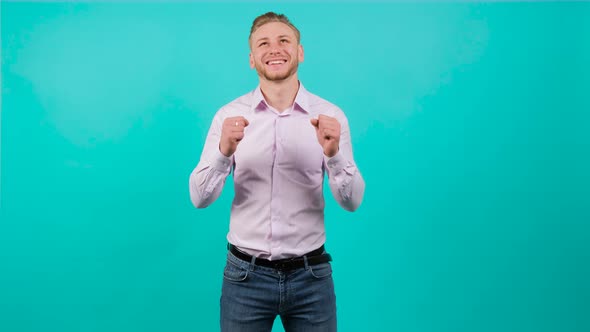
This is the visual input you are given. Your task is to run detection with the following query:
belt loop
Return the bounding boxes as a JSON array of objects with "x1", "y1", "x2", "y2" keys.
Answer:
[
  {"x1": 249, "y1": 255, "x2": 256, "y2": 271},
  {"x1": 303, "y1": 255, "x2": 309, "y2": 270}
]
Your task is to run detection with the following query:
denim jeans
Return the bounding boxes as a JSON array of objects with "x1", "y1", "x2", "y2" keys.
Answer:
[{"x1": 220, "y1": 250, "x2": 337, "y2": 332}]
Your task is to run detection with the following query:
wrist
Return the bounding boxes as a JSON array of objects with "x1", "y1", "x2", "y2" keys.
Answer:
[
  {"x1": 219, "y1": 143, "x2": 232, "y2": 157},
  {"x1": 324, "y1": 146, "x2": 339, "y2": 158}
]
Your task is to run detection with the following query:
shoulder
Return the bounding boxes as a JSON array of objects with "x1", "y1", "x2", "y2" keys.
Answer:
[
  {"x1": 305, "y1": 88, "x2": 348, "y2": 122},
  {"x1": 214, "y1": 89, "x2": 257, "y2": 119}
]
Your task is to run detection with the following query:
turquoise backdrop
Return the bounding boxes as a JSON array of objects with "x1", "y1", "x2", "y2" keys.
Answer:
[{"x1": 2, "y1": 1, "x2": 589, "y2": 331}]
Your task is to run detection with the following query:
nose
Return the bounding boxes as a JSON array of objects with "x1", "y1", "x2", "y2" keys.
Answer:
[{"x1": 268, "y1": 41, "x2": 282, "y2": 55}]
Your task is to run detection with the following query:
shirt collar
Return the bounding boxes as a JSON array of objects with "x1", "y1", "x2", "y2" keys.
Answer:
[
  {"x1": 294, "y1": 83, "x2": 311, "y2": 114},
  {"x1": 251, "y1": 81, "x2": 311, "y2": 114},
  {"x1": 252, "y1": 86, "x2": 266, "y2": 112}
]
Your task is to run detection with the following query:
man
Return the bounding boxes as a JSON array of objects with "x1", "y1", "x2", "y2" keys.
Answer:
[{"x1": 189, "y1": 12, "x2": 365, "y2": 332}]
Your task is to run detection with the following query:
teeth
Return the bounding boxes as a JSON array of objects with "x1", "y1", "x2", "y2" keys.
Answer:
[{"x1": 268, "y1": 60, "x2": 285, "y2": 65}]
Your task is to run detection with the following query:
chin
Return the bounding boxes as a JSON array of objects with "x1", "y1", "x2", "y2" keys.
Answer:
[
  {"x1": 256, "y1": 63, "x2": 298, "y2": 82},
  {"x1": 266, "y1": 73, "x2": 290, "y2": 81},
  {"x1": 266, "y1": 69, "x2": 298, "y2": 82}
]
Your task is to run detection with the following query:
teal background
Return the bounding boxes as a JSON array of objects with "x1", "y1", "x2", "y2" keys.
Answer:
[{"x1": 2, "y1": 1, "x2": 589, "y2": 331}]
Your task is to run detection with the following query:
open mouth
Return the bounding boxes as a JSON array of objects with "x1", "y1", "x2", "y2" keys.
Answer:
[{"x1": 265, "y1": 59, "x2": 287, "y2": 66}]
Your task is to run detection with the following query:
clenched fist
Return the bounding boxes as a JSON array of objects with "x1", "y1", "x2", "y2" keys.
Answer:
[
  {"x1": 310, "y1": 114, "x2": 340, "y2": 158},
  {"x1": 219, "y1": 116, "x2": 250, "y2": 157}
]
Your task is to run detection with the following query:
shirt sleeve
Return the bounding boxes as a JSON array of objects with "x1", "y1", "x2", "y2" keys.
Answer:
[
  {"x1": 189, "y1": 111, "x2": 233, "y2": 208},
  {"x1": 324, "y1": 114, "x2": 365, "y2": 212}
]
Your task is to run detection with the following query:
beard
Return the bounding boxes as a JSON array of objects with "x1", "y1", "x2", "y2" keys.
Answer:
[{"x1": 254, "y1": 59, "x2": 299, "y2": 82}]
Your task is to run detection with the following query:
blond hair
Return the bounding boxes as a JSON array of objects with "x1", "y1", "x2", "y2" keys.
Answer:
[{"x1": 249, "y1": 12, "x2": 301, "y2": 46}]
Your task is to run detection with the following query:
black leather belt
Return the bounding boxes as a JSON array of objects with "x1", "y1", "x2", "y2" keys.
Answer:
[{"x1": 228, "y1": 243, "x2": 332, "y2": 271}]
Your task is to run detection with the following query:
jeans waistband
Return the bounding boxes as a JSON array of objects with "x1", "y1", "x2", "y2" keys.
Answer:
[{"x1": 228, "y1": 243, "x2": 332, "y2": 271}]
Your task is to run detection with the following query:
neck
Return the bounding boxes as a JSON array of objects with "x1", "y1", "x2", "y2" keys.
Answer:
[{"x1": 259, "y1": 74, "x2": 300, "y2": 112}]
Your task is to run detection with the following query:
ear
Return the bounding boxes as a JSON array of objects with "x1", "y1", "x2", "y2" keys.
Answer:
[
  {"x1": 249, "y1": 52, "x2": 255, "y2": 69},
  {"x1": 298, "y1": 44, "x2": 304, "y2": 63}
]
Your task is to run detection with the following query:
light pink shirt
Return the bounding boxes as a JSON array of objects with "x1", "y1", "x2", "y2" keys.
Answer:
[{"x1": 189, "y1": 83, "x2": 365, "y2": 260}]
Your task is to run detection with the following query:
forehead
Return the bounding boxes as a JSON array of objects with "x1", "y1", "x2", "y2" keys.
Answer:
[{"x1": 252, "y1": 22, "x2": 297, "y2": 40}]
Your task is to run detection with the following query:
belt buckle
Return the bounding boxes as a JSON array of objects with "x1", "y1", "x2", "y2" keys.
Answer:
[
  {"x1": 276, "y1": 257, "x2": 301, "y2": 271},
  {"x1": 274, "y1": 260, "x2": 289, "y2": 271}
]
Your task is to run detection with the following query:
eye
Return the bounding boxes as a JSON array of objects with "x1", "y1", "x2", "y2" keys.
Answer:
[
  {"x1": 259, "y1": 42, "x2": 268, "y2": 47},
  {"x1": 280, "y1": 39, "x2": 289, "y2": 43}
]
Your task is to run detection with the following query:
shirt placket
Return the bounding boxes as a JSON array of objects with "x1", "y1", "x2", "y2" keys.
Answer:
[{"x1": 269, "y1": 113, "x2": 289, "y2": 259}]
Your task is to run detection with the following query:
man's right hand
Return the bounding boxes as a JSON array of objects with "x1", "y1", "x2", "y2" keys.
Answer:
[{"x1": 219, "y1": 116, "x2": 249, "y2": 157}]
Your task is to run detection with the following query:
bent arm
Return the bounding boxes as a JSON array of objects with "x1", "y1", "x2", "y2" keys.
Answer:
[
  {"x1": 325, "y1": 117, "x2": 365, "y2": 212},
  {"x1": 189, "y1": 114, "x2": 232, "y2": 208}
]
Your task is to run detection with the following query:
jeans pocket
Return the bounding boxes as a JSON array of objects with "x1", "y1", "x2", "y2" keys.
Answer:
[
  {"x1": 223, "y1": 260, "x2": 249, "y2": 282},
  {"x1": 309, "y1": 262, "x2": 333, "y2": 279}
]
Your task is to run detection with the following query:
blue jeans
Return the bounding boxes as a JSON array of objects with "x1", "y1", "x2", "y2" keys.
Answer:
[{"x1": 220, "y1": 250, "x2": 337, "y2": 331}]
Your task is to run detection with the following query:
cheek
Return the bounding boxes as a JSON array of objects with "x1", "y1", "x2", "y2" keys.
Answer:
[{"x1": 251, "y1": 55, "x2": 262, "y2": 67}]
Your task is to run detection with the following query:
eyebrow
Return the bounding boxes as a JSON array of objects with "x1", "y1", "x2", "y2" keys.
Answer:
[{"x1": 255, "y1": 35, "x2": 292, "y2": 44}]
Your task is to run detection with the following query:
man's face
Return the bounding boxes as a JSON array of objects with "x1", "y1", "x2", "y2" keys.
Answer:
[{"x1": 249, "y1": 22, "x2": 304, "y2": 82}]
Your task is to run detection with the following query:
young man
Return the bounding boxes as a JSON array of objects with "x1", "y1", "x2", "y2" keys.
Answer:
[{"x1": 189, "y1": 12, "x2": 365, "y2": 332}]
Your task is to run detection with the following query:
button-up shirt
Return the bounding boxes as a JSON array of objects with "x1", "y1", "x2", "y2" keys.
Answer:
[{"x1": 189, "y1": 83, "x2": 365, "y2": 260}]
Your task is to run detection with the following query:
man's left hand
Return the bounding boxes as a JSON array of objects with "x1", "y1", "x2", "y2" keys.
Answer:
[{"x1": 310, "y1": 114, "x2": 340, "y2": 158}]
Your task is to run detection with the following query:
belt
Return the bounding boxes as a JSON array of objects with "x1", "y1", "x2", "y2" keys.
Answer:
[{"x1": 228, "y1": 243, "x2": 332, "y2": 271}]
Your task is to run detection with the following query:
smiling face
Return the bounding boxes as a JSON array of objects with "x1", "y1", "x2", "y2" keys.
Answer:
[{"x1": 249, "y1": 22, "x2": 304, "y2": 82}]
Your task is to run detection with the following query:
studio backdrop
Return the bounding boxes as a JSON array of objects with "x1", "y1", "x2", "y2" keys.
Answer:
[{"x1": 1, "y1": 1, "x2": 589, "y2": 331}]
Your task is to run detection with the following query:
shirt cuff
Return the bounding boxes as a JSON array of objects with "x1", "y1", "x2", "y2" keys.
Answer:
[
  {"x1": 210, "y1": 149, "x2": 233, "y2": 172},
  {"x1": 324, "y1": 151, "x2": 347, "y2": 173}
]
